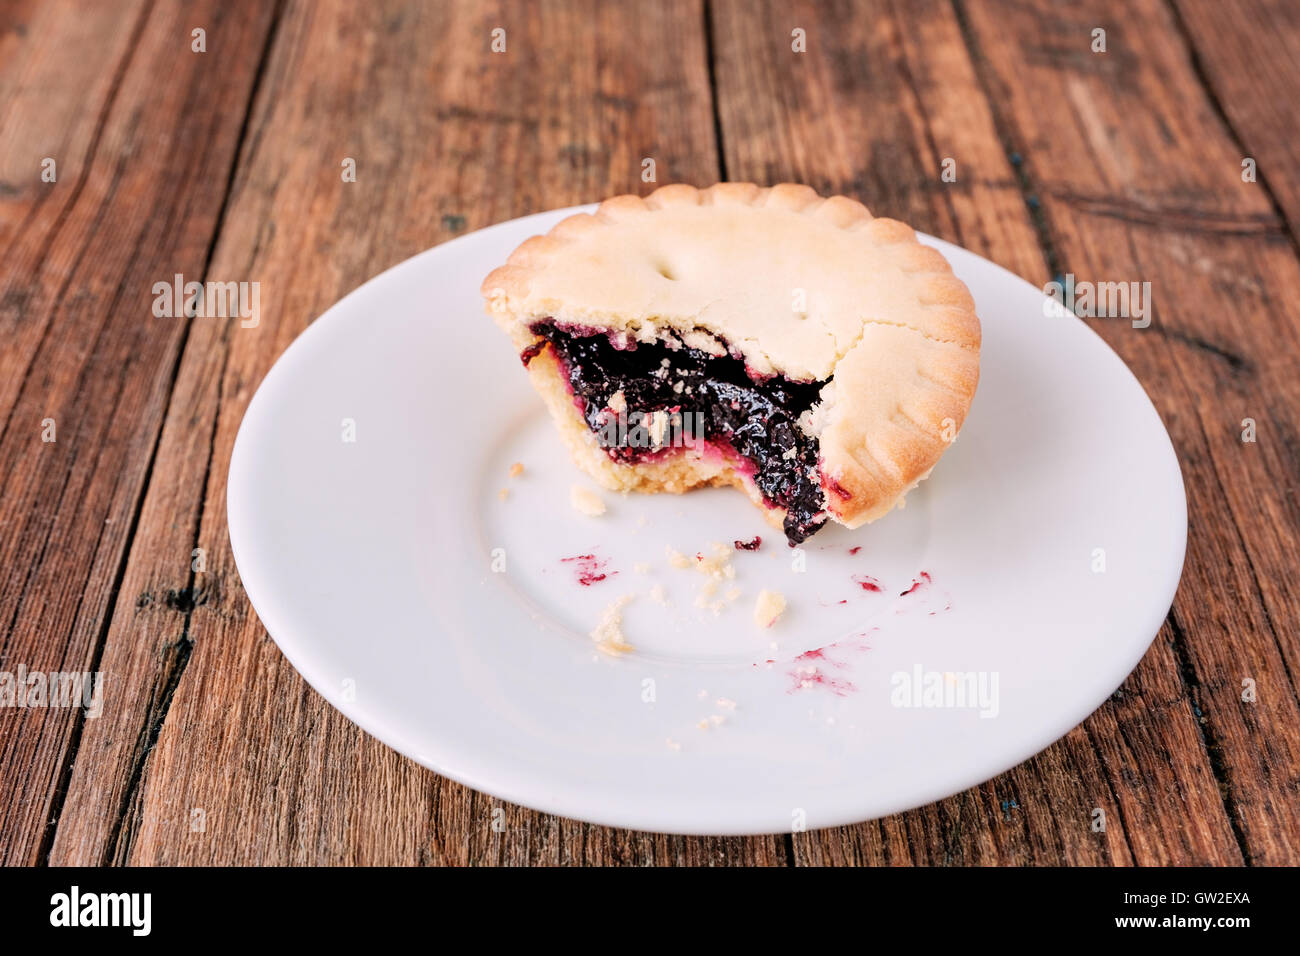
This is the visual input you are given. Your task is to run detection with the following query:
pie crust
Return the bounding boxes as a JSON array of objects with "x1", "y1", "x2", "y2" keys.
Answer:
[{"x1": 481, "y1": 182, "x2": 980, "y2": 541}]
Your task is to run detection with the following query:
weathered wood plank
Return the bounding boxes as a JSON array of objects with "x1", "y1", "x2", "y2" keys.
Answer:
[
  {"x1": 0, "y1": 0, "x2": 280, "y2": 866},
  {"x1": 49, "y1": 0, "x2": 788, "y2": 866},
  {"x1": 710, "y1": 0, "x2": 1251, "y2": 864},
  {"x1": 1170, "y1": 0, "x2": 1300, "y2": 242},
  {"x1": 0, "y1": 0, "x2": 148, "y2": 448}
]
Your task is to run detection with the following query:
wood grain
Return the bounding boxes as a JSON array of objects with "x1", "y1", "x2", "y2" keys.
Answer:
[
  {"x1": 3, "y1": 0, "x2": 1298, "y2": 865},
  {"x1": 0, "y1": 0, "x2": 279, "y2": 866},
  {"x1": 1170, "y1": 0, "x2": 1300, "y2": 241}
]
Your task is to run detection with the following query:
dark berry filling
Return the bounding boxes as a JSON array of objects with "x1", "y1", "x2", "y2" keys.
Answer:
[{"x1": 530, "y1": 323, "x2": 830, "y2": 543}]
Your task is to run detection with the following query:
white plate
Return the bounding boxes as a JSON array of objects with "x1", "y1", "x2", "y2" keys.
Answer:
[{"x1": 228, "y1": 205, "x2": 1186, "y2": 835}]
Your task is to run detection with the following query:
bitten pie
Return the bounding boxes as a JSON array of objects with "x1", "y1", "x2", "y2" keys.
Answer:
[{"x1": 481, "y1": 183, "x2": 980, "y2": 544}]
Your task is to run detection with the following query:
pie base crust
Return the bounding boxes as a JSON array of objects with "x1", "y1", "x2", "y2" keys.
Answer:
[{"x1": 483, "y1": 183, "x2": 981, "y2": 534}]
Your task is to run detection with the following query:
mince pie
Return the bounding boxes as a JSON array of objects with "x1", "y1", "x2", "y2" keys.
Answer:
[{"x1": 481, "y1": 183, "x2": 980, "y2": 544}]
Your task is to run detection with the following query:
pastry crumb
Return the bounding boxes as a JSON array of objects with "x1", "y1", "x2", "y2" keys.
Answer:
[
  {"x1": 671, "y1": 544, "x2": 740, "y2": 612},
  {"x1": 695, "y1": 579, "x2": 742, "y2": 614},
  {"x1": 716, "y1": 697, "x2": 737, "y2": 710},
  {"x1": 649, "y1": 584, "x2": 669, "y2": 605},
  {"x1": 570, "y1": 485, "x2": 606, "y2": 516},
  {"x1": 497, "y1": 488, "x2": 509, "y2": 500},
  {"x1": 633, "y1": 562, "x2": 651, "y2": 574},
  {"x1": 754, "y1": 589, "x2": 787, "y2": 628},
  {"x1": 672, "y1": 542, "x2": 734, "y2": 578},
  {"x1": 666, "y1": 738, "x2": 681, "y2": 751},
  {"x1": 698, "y1": 712, "x2": 727, "y2": 730},
  {"x1": 590, "y1": 594, "x2": 635, "y2": 654},
  {"x1": 508, "y1": 461, "x2": 525, "y2": 478},
  {"x1": 696, "y1": 542, "x2": 735, "y2": 578}
]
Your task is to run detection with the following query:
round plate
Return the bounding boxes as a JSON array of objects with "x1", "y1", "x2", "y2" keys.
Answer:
[{"x1": 227, "y1": 205, "x2": 1186, "y2": 835}]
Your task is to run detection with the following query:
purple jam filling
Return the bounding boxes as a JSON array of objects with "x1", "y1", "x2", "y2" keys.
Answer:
[{"x1": 531, "y1": 323, "x2": 829, "y2": 543}]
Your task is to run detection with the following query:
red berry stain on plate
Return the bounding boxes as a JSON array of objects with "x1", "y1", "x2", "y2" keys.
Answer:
[
  {"x1": 762, "y1": 632, "x2": 877, "y2": 696},
  {"x1": 892, "y1": 572, "x2": 953, "y2": 616},
  {"x1": 560, "y1": 553, "x2": 616, "y2": 586},
  {"x1": 734, "y1": 535, "x2": 762, "y2": 551},
  {"x1": 852, "y1": 574, "x2": 883, "y2": 593},
  {"x1": 795, "y1": 647, "x2": 845, "y2": 667},
  {"x1": 899, "y1": 571, "x2": 931, "y2": 596},
  {"x1": 848, "y1": 546, "x2": 862, "y2": 556},
  {"x1": 789, "y1": 666, "x2": 856, "y2": 696}
]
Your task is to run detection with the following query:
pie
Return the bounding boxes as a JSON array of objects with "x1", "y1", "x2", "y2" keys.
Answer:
[{"x1": 480, "y1": 183, "x2": 980, "y2": 544}]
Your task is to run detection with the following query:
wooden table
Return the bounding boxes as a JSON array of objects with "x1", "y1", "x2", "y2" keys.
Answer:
[{"x1": 3, "y1": 0, "x2": 1298, "y2": 866}]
